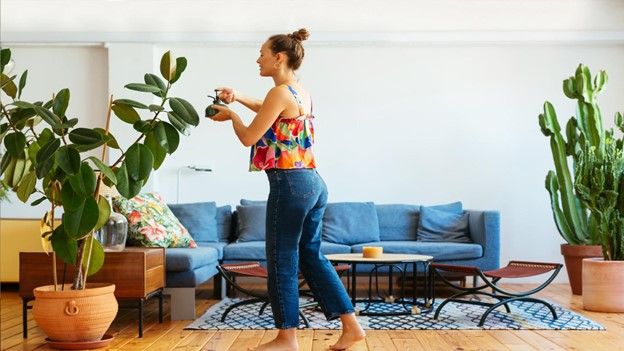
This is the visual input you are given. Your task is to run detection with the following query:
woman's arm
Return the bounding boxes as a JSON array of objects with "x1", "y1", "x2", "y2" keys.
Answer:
[
  {"x1": 217, "y1": 87, "x2": 263, "y2": 113},
  {"x1": 210, "y1": 87, "x2": 290, "y2": 147}
]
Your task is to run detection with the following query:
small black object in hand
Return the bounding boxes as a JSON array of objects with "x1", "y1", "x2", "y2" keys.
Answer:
[{"x1": 205, "y1": 89, "x2": 228, "y2": 117}]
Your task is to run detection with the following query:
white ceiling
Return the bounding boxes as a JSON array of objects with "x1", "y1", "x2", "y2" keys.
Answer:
[{"x1": 2, "y1": 0, "x2": 624, "y2": 43}]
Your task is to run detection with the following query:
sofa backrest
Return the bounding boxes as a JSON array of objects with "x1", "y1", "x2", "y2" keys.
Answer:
[{"x1": 375, "y1": 204, "x2": 420, "y2": 241}]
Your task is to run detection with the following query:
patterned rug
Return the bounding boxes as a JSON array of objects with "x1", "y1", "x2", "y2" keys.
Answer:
[{"x1": 186, "y1": 297, "x2": 604, "y2": 330}]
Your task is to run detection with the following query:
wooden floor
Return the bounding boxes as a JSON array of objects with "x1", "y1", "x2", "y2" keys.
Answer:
[{"x1": 1, "y1": 282, "x2": 623, "y2": 351}]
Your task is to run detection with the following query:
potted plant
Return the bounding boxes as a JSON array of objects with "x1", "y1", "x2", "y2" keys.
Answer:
[
  {"x1": 0, "y1": 48, "x2": 200, "y2": 344},
  {"x1": 539, "y1": 64, "x2": 606, "y2": 295}
]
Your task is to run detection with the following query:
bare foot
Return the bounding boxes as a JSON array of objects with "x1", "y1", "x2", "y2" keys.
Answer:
[
  {"x1": 329, "y1": 328, "x2": 366, "y2": 350},
  {"x1": 248, "y1": 337, "x2": 299, "y2": 351}
]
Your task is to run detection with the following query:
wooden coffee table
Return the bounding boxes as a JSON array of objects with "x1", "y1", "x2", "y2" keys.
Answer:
[
  {"x1": 325, "y1": 253, "x2": 434, "y2": 316},
  {"x1": 19, "y1": 247, "x2": 165, "y2": 338}
]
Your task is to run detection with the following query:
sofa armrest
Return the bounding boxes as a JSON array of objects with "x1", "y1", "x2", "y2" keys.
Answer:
[{"x1": 467, "y1": 210, "x2": 501, "y2": 270}]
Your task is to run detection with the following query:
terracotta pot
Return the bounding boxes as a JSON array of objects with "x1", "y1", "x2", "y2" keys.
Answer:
[
  {"x1": 582, "y1": 258, "x2": 624, "y2": 312},
  {"x1": 560, "y1": 244, "x2": 602, "y2": 295},
  {"x1": 33, "y1": 283, "x2": 118, "y2": 342}
]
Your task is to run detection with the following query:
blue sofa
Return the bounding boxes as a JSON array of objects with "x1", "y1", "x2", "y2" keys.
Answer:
[{"x1": 162, "y1": 200, "x2": 500, "y2": 319}]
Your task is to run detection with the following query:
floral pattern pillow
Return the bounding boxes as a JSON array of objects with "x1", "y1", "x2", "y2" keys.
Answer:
[{"x1": 114, "y1": 192, "x2": 197, "y2": 248}]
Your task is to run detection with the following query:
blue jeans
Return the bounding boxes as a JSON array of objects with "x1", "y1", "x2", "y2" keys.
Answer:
[{"x1": 265, "y1": 169, "x2": 354, "y2": 329}]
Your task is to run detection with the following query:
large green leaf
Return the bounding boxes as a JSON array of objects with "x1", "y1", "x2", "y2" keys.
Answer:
[
  {"x1": 51, "y1": 224, "x2": 77, "y2": 265},
  {"x1": 144, "y1": 132, "x2": 166, "y2": 170},
  {"x1": 170, "y1": 57, "x2": 187, "y2": 83},
  {"x1": 61, "y1": 180, "x2": 83, "y2": 210},
  {"x1": 4, "y1": 132, "x2": 26, "y2": 158},
  {"x1": 35, "y1": 157, "x2": 54, "y2": 179},
  {"x1": 114, "y1": 164, "x2": 130, "y2": 198},
  {"x1": 112, "y1": 104, "x2": 140, "y2": 124},
  {"x1": 124, "y1": 144, "x2": 153, "y2": 181},
  {"x1": 0, "y1": 48, "x2": 10, "y2": 70},
  {"x1": 169, "y1": 98, "x2": 199, "y2": 126},
  {"x1": 93, "y1": 128, "x2": 120, "y2": 149},
  {"x1": 82, "y1": 235, "x2": 105, "y2": 276},
  {"x1": 144, "y1": 74, "x2": 166, "y2": 97},
  {"x1": 113, "y1": 99, "x2": 148, "y2": 109},
  {"x1": 16, "y1": 171, "x2": 36, "y2": 202},
  {"x1": 155, "y1": 121, "x2": 180, "y2": 154},
  {"x1": 37, "y1": 138, "x2": 60, "y2": 165},
  {"x1": 167, "y1": 112, "x2": 190, "y2": 136},
  {"x1": 128, "y1": 178, "x2": 143, "y2": 198},
  {"x1": 87, "y1": 157, "x2": 117, "y2": 185},
  {"x1": 17, "y1": 70, "x2": 27, "y2": 99},
  {"x1": 53, "y1": 89, "x2": 70, "y2": 117},
  {"x1": 133, "y1": 120, "x2": 153, "y2": 133},
  {"x1": 124, "y1": 83, "x2": 162, "y2": 93},
  {"x1": 94, "y1": 195, "x2": 111, "y2": 231},
  {"x1": 68, "y1": 128, "x2": 104, "y2": 145},
  {"x1": 160, "y1": 51, "x2": 176, "y2": 82},
  {"x1": 33, "y1": 106, "x2": 61, "y2": 127},
  {"x1": 68, "y1": 163, "x2": 97, "y2": 197},
  {"x1": 62, "y1": 196, "x2": 99, "y2": 239},
  {"x1": 56, "y1": 146, "x2": 81, "y2": 175},
  {"x1": 1, "y1": 74, "x2": 17, "y2": 98}
]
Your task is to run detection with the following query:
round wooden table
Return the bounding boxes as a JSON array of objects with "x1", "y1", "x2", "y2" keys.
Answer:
[{"x1": 325, "y1": 253, "x2": 434, "y2": 316}]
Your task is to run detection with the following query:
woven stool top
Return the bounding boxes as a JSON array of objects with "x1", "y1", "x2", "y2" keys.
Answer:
[{"x1": 484, "y1": 261, "x2": 561, "y2": 279}]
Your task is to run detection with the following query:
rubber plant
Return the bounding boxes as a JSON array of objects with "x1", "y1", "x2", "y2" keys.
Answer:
[
  {"x1": 0, "y1": 48, "x2": 200, "y2": 289},
  {"x1": 540, "y1": 64, "x2": 623, "y2": 260}
]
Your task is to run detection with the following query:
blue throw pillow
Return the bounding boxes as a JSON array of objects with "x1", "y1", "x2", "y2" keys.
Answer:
[
  {"x1": 376, "y1": 204, "x2": 420, "y2": 241},
  {"x1": 428, "y1": 201, "x2": 463, "y2": 213},
  {"x1": 168, "y1": 202, "x2": 218, "y2": 242},
  {"x1": 236, "y1": 205, "x2": 267, "y2": 242},
  {"x1": 240, "y1": 199, "x2": 267, "y2": 206},
  {"x1": 322, "y1": 202, "x2": 380, "y2": 245},
  {"x1": 216, "y1": 205, "x2": 232, "y2": 242},
  {"x1": 417, "y1": 205, "x2": 472, "y2": 243}
]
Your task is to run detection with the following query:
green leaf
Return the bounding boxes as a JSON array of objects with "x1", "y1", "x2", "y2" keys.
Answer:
[
  {"x1": 112, "y1": 103, "x2": 140, "y2": 124},
  {"x1": 35, "y1": 156, "x2": 55, "y2": 179},
  {"x1": 93, "y1": 128, "x2": 120, "y2": 149},
  {"x1": 170, "y1": 57, "x2": 187, "y2": 83},
  {"x1": 144, "y1": 74, "x2": 166, "y2": 97},
  {"x1": 16, "y1": 171, "x2": 36, "y2": 202},
  {"x1": 148, "y1": 104, "x2": 164, "y2": 112},
  {"x1": 133, "y1": 120, "x2": 153, "y2": 133},
  {"x1": 82, "y1": 235, "x2": 105, "y2": 276},
  {"x1": 56, "y1": 146, "x2": 81, "y2": 175},
  {"x1": 94, "y1": 195, "x2": 111, "y2": 231},
  {"x1": 4, "y1": 132, "x2": 26, "y2": 158},
  {"x1": 61, "y1": 180, "x2": 83, "y2": 210},
  {"x1": 114, "y1": 164, "x2": 129, "y2": 198},
  {"x1": 124, "y1": 83, "x2": 162, "y2": 93},
  {"x1": 144, "y1": 132, "x2": 166, "y2": 170},
  {"x1": 68, "y1": 128, "x2": 104, "y2": 145},
  {"x1": 167, "y1": 112, "x2": 190, "y2": 136},
  {"x1": 124, "y1": 144, "x2": 153, "y2": 181},
  {"x1": 11, "y1": 101, "x2": 34, "y2": 109},
  {"x1": 0, "y1": 152, "x2": 11, "y2": 175},
  {"x1": 30, "y1": 196, "x2": 47, "y2": 206},
  {"x1": 158, "y1": 121, "x2": 180, "y2": 154},
  {"x1": 17, "y1": 70, "x2": 28, "y2": 99},
  {"x1": 1, "y1": 74, "x2": 17, "y2": 98},
  {"x1": 160, "y1": 51, "x2": 176, "y2": 82},
  {"x1": 128, "y1": 178, "x2": 143, "y2": 198},
  {"x1": 62, "y1": 196, "x2": 99, "y2": 239},
  {"x1": 0, "y1": 49, "x2": 10, "y2": 70},
  {"x1": 51, "y1": 224, "x2": 77, "y2": 265},
  {"x1": 113, "y1": 99, "x2": 148, "y2": 109},
  {"x1": 53, "y1": 89, "x2": 70, "y2": 117},
  {"x1": 68, "y1": 162, "x2": 97, "y2": 196},
  {"x1": 33, "y1": 106, "x2": 61, "y2": 127},
  {"x1": 87, "y1": 156, "x2": 117, "y2": 185},
  {"x1": 169, "y1": 97, "x2": 199, "y2": 126}
]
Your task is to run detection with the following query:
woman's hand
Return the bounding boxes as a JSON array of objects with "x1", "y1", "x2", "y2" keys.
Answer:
[
  {"x1": 208, "y1": 104, "x2": 232, "y2": 122},
  {"x1": 216, "y1": 87, "x2": 236, "y2": 104}
]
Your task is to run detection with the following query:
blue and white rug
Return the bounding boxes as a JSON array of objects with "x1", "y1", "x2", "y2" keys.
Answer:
[{"x1": 186, "y1": 297, "x2": 604, "y2": 330}]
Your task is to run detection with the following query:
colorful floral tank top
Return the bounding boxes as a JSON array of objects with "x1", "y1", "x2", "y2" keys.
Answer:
[{"x1": 249, "y1": 85, "x2": 316, "y2": 171}]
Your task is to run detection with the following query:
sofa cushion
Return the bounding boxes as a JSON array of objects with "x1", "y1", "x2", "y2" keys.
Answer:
[
  {"x1": 166, "y1": 247, "x2": 219, "y2": 272},
  {"x1": 322, "y1": 202, "x2": 380, "y2": 245},
  {"x1": 217, "y1": 205, "x2": 233, "y2": 242},
  {"x1": 168, "y1": 202, "x2": 218, "y2": 242},
  {"x1": 236, "y1": 205, "x2": 266, "y2": 242},
  {"x1": 114, "y1": 192, "x2": 197, "y2": 248},
  {"x1": 417, "y1": 205, "x2": 471, "y2": 243},
  {"x1": 376, "y1": 204, "x2": 420, "y2": 241},
  {"x1": 223, "y1": 241, "x2": 352, "y2": 261},
  {"x1": 166, "y1": 264, "x2": 219, "y2": 288},
  {"x1": 351, "y1": 241, "x2": 482, "y2": 261},
  {"x1": 240, "y1": 199, "x2": 267, "y2": 206},
  {"x1": 196, "y1": 241, "x2": 227, "y2": 260},
  {"x1": 428, "y1": 201, "x2": 463, "y2": 213}
]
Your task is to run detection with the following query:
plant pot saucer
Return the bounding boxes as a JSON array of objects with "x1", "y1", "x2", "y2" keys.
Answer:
[{"x1": 45, "y1": 334, "x2": 113, "y2": 350}]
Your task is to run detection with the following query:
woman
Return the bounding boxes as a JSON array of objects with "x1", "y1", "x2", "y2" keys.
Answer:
[{"x1": 209, "y1": 28, "x2": 366, "y2": 351}]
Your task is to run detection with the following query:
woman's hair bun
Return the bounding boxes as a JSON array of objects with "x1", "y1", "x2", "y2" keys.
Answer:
[{"x1": 290, "y1": 28, "x2": 310, "y2": 42}]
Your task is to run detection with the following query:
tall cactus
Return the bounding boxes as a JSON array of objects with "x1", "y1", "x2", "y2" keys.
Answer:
[{"x1": 540, "y1": 64, "x2": 624, "y2": 260}]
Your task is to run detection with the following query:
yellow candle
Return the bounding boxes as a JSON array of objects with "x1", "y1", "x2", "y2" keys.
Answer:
[{"x1": 362, "y1": 246, "x2": 383, "y2": 258}]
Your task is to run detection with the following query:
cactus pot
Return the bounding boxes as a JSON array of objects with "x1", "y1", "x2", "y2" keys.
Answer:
[
  {"x1": 560, "y1": 244, "x2": 603, "y2": 295},
  {"x1": 32, "y1": 283, "x2": 118, "y2": 343},
  {"x1": 582, "y1": 258, "x2": 624, "y2": 312}
]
